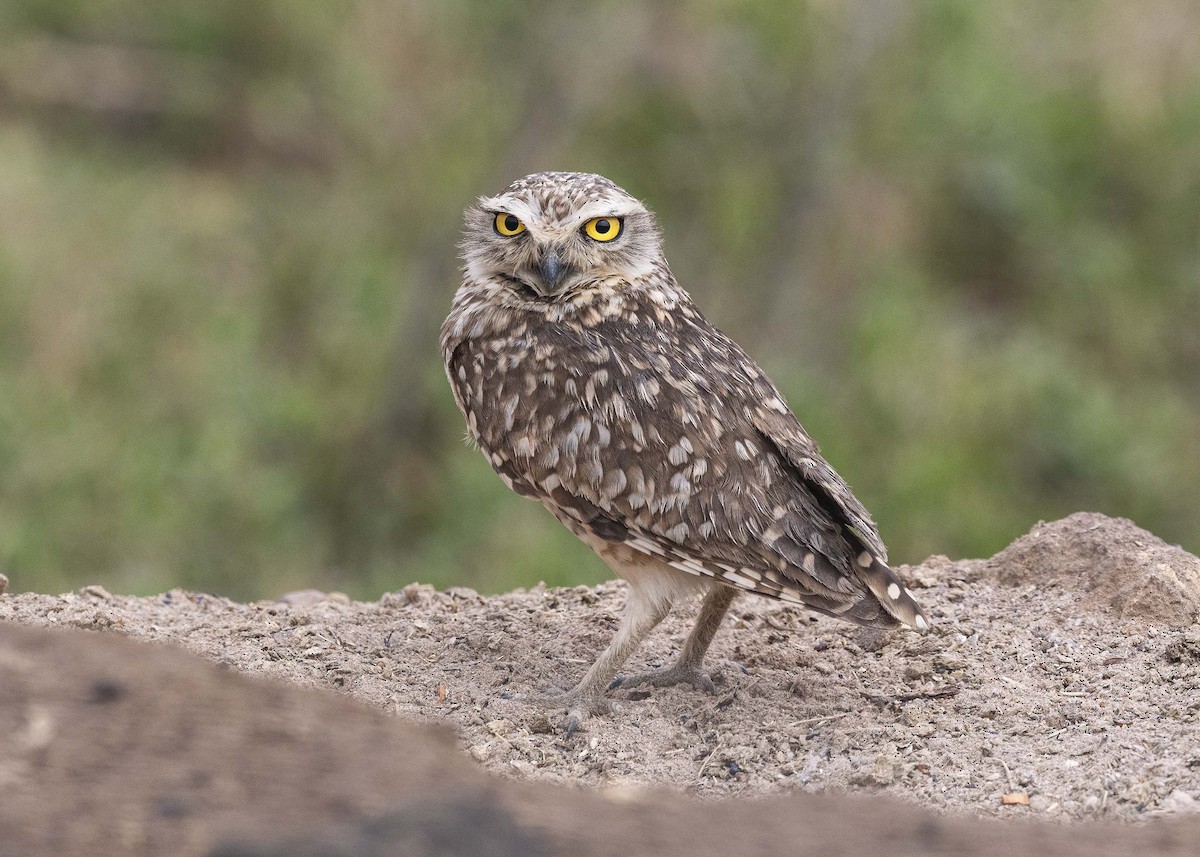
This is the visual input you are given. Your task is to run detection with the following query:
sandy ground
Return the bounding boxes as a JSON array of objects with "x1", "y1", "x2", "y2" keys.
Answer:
[
  {"x1": 10, "y1": 617, "x2": 1200, "y2": 857},
  {"x1": 4, "y1": 511, "x2": 1200, "y2": 847}
]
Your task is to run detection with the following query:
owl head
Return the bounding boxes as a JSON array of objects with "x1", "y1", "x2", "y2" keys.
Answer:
[{"x1": 461, "y1": 172, "x2": 663, "y2": 300}]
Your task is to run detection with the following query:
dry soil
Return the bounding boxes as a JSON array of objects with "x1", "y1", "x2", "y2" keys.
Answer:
[{"x1": 4, "y1": 512, "x2": 1200, "y2": 855}]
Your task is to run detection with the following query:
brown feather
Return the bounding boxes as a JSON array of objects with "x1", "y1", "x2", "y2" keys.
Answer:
[{"x1": 442, "y1": 171, "x2": 930, "y2": 632}]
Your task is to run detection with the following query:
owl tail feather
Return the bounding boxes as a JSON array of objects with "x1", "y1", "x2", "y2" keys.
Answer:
[{"x1": 857, "y1": 553, "x2": 931, "y2": 631}]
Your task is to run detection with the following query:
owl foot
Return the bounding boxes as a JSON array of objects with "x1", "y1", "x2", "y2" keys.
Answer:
[
  {"x1": 610, "y1": 663, "x2": 718, "y2": 695},
  {"x1": 523, "y1": 688, "x2": 612, "y2": 737}
]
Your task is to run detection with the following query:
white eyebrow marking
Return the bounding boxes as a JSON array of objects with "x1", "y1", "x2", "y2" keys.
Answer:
[
  {"x1": 476, "y1": 197, "x2": 538, "y2": 224},
  {"x1": 570, "y1": 199, "x2": 643, "y2": 223}
]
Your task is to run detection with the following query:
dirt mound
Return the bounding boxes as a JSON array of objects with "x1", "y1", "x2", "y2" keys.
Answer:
[
  {"x1": 981, "y1": 512, "x2": 1200, "y2": 626},
  {"x1": 4, "y1": 512, "x2": 1200, "y2": 853},
  {"x1": 4, "y1": 621, "x2": 1200, "y2": 857}
]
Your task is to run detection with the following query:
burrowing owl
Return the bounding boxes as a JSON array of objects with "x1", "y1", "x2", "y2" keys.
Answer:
[{"x1": 442, "y1": 172, "x2": 928, "y2": 732}]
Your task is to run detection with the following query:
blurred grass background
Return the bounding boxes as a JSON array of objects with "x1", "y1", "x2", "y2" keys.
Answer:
[{"x1": 0, "y1": 1, "x2": 1197, "y2": 600}]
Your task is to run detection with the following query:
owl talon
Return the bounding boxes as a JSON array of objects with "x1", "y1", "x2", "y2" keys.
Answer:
[
  {"x1": 564, "y1": 713, "x2": 584, "y2": 738},
  {"x1": 616, "y1": 664, "x2": 719, "y2": 695},
  {"x1": 520, "y1": 688, "x2": 610, "y2": 736}
]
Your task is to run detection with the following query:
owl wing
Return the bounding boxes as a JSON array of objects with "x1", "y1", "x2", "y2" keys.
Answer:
[
  {"x1": 746, "y1": 406, "x2": 929, "y2": 629},
  {"x1": 748, "y1": 406, "x2": 886, "y2": 560},
  {"x1": 540, "y1": 330, "x2": 928, "y2": 630}
]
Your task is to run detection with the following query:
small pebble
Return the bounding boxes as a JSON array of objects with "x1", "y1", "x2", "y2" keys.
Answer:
[
  {"x1": 849, "y1": 754, "x2": 897, "y2": 787},
  {"x1": 1029, "y1": 795, "x2": 1055, "y2": 812},
  {"x1": 486, "y1": 719, "x2": 513, "y2": 737},
  {"x1": 468, "y1": 743, "x2": 492, "y2": 762}
]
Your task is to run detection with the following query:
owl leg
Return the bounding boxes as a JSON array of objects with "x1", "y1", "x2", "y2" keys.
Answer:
[
  {"x1": 534, "y1": 583, "x2": 672, "y2": 735},
  {"x1": 612, "y1": 584, "x2": 738, "y2": 694}
]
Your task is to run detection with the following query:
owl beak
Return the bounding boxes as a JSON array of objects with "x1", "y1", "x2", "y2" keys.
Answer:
[{"x1": 535, "y1": 248, "x2": 571, "y2": 293}]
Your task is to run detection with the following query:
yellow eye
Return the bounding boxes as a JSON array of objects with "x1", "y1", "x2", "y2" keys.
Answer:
[
  {"x1": 583, "y1": 216, "x2": 623, "y2": 242},
  {"x1": 493, "y1": 212, "x2": 526, "y2": 237}
]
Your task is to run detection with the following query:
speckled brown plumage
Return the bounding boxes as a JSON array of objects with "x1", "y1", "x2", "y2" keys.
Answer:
[{"x1": 441, "y1": 171, "x2": 929, "y2": 731}]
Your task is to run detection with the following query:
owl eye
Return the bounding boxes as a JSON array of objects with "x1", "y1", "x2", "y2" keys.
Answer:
[
  {"x1": 493, "y1": 212, "x2": 526, "y2": 237},
  {"x1": 583, "y1": 216, "x2": 624, "y2": 242}
]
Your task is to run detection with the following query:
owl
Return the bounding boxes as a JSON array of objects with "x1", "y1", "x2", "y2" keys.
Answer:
[{"x1": 441, "y1": 172, "x2": 929, "y2": 734}]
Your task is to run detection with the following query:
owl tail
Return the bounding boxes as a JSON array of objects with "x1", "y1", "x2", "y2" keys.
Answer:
[{"x1": 857, "y1": 552, "x2": 930, "y2": 631}]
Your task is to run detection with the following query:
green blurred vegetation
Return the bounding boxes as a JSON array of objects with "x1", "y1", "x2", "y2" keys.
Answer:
[{"x1": 0, "y1": 1, "x2": 1197, "y2": 600}]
